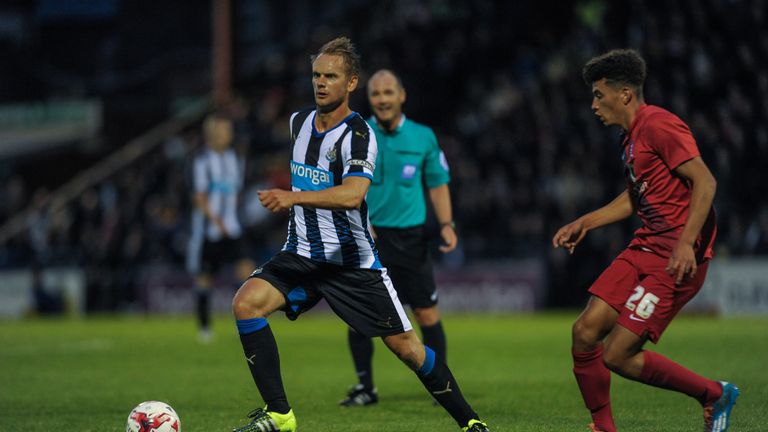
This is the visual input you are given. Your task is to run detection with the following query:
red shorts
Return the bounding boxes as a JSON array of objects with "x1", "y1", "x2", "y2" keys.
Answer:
[{"x1": 588, "y1": 248, "x2": 709, "y2": 343}]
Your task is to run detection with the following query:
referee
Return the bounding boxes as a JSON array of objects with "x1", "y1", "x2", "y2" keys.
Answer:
[{"x1": 340, "y1": 69, "x2": 458, "y2": 406}]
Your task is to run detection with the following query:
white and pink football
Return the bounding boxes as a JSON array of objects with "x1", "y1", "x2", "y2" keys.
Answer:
[{"x1": 126, "y1": 401, "x2": 181, "y2": 432}]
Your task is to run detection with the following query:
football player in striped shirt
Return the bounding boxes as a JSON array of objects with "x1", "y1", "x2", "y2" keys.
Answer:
[
  {"x1": 187, "y1": 114, "x2": 254, "y2": 343},
  {"x1": 230, "y1": 37, "x2": 490, "y2": 432}
]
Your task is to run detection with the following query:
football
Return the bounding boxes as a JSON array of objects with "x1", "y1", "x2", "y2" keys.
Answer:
[{"x1": 126, "y1": 401, "x2": 181, "y2": 432}]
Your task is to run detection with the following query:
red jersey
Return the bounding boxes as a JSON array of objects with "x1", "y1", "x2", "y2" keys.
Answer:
[{"x1": 621, "y1": 104, "x2": 716, "y2": 262}]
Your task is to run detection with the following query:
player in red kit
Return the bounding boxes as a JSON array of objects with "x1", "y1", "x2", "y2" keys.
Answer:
[{"x1": 553, "y1": 49, "x2": 739, "y2": 432}]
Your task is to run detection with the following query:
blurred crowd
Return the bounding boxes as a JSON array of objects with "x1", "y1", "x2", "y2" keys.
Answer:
[{"x1": 1, "y1": 0, "x2": 766, "y2": 309}]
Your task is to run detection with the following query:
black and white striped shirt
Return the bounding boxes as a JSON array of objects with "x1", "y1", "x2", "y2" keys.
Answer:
[
  {"x1": 191, "y1": 147, "x2": 244, "y2": 241},
  {"x1": 186, "y1": 146, "x2": 244, "y2": 273},
  {"x1": 283, "y1": 109, "x2": 381, "y2": 269}
]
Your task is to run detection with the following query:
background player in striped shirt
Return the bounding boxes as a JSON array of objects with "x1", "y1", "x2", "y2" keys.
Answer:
[
  {"x1": 187, "y1": 114, "x2": 253, "y2": 342},
  {"x1": 229, "y1": 37, "x2": 490, "y2": 432},
  {"x1": 553, "y1": 49, "x2": 739, "y2": 432},
  {"x1": 339, "y1": 69, "x2": 458, "y2": 407}
]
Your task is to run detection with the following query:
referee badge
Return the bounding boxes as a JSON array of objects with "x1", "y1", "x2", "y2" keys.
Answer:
[{"x1": 325, "y1": 146, "x2": 337, "y2": 163}]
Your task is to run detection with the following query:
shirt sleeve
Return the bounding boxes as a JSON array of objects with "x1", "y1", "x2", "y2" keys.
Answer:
[
  {"x1": 646, "y1": 113, "x2": 701, "y2": 171},
  {"x1": 288, "y1": 111, "x2": 298, "y2": 137},
  {"x1": 343, "y1": 123, "x2": 377, "y2": 180},
  {"x1": 423, "y1": 128, "x2": 451, "y2": 188},
  {"x1": 193, "y1": 155, "x2": 209, "y2": 194}
]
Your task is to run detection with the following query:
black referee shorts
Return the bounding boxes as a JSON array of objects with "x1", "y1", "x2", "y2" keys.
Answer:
[
  {"x1": 373, "y1": 225, "x2": 438, "y2": 309},
  {"x1": 249, "y1": 251, "x2": 412, "y2": 337},
  {"x1": 201, "y1": 237, "x2": 247, "y2": 275}
]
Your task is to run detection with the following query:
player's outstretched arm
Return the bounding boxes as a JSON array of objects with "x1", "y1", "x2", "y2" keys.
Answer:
[
  {"x1": 665, "y1": 156, "x2": 717, "y2": 284},
  {"x1": 552, "y1": 189, "x2": 634, "y2": 253},
  {"x1": 552, "y1": 219, "x2": 587, "y2": 254},
  {"x1": 258, "y1": 176, "x2": 371, "y2": 212}
]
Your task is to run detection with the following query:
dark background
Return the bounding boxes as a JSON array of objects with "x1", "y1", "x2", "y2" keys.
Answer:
[{"x1": 1, "y1": 0, "x2": 766, "y2": 311}]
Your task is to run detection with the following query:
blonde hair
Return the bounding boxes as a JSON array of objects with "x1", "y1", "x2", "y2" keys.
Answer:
[
  {"x1": 203, "y1": 114, "x2": 228, "y2": 135},
  {"x1": 311, "y1": 36, "x2": 361, "y2": 79},
  {"x1": 202, "y1": 114, "x2": 233, "y2": 149}
]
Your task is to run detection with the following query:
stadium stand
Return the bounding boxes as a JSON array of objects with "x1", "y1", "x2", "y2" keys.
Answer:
[{"x1": 0, "y1": 0, "x2": 766, "y2": 311}]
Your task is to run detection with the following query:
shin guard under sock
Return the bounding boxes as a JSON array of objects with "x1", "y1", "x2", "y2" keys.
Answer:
[
  {"x1": 640, "y1": 350, "x2": 722, "y2": 406},
  {"x1": 416, "y1": 346, "x2": 478, "y2": 428},
  {"x1": 573, "y1": 346, "x2": 615, "y2": 432},
  {"x1": 237, "y1": 318, "x2": 290, "y2": 414}
]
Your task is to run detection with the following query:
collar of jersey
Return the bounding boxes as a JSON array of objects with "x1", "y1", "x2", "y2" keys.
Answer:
[
  {"x1": 370, "y1": 113, "x2": 407, "y2": 135},
  {"x1": 627, "y1": 103, "x2": 650, "y2": 135},
  {"x1": 311, "y1": 111, "x2": 358, "y2": 137}
]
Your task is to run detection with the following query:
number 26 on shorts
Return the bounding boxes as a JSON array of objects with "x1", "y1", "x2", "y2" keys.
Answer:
[{"x1": 624, "y1": 286, "x2": 659, "y2": 319}]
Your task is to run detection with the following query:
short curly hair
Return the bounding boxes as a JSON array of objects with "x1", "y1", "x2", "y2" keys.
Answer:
[
  {"x1": 582, "y1": 49, "x2": 646, "y2": 97},
  {"x1": 311, "y1": 36, "x2": 361, "y2": 80}
]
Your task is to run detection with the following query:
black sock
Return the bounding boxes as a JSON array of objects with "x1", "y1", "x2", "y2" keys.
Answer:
[
  {"x1": 348, "y1": 327, "x2": 374, "y2": 389},
  {"x1": 197, "y1": 290, "x2": 210, "y2": 330},
  {"x1": 237, "y1": 319, "x2": 290, "y2": 414},
  {"x1": 420, "y1": 321, "x2": 447, "y2": 364},
  {"x1": 417, "y1": 346, "x2": 478, "y2": 428}
]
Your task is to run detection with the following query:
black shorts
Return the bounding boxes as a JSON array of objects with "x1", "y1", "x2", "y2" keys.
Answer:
[
  {"x1": 250, "y1": 251, "x2": 412, "y2": 337},
  {"x1": 374, "y1": 225, "x2": 438, "y2": 309},
  {"x1": 201, "y1": 237, "x2": 247, "y2": 275}
]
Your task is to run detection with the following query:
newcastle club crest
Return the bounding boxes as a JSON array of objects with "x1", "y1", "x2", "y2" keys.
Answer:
[{"x1": 325, "y1": 146, "x2": 337, "y2": 163}]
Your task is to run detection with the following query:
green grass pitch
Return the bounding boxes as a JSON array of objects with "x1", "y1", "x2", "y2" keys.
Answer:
[{"x1": 1, "y1": 313, "x2": 766, "y2": 431}]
